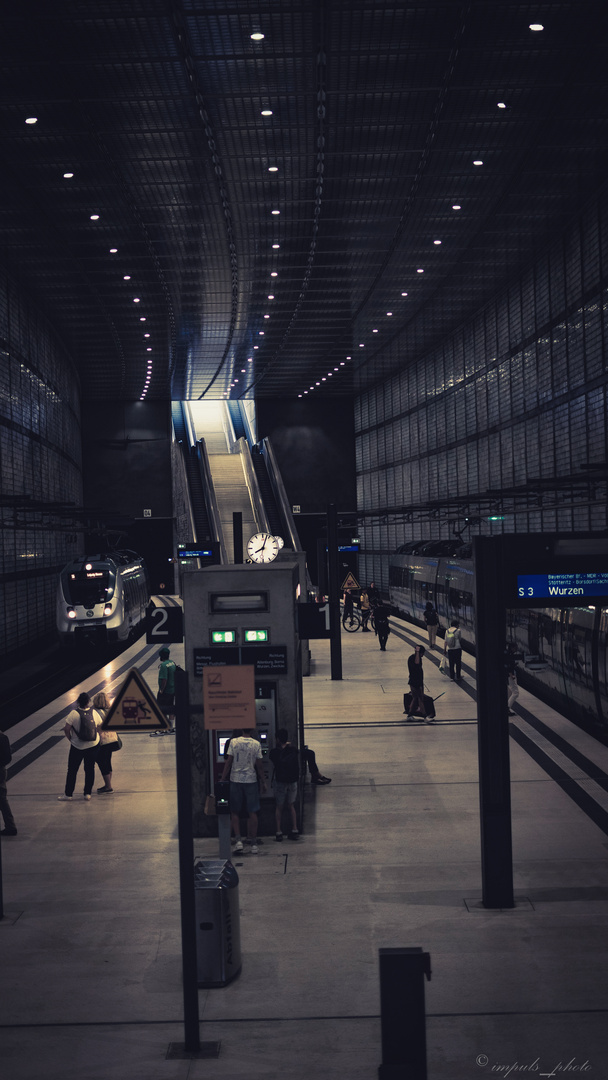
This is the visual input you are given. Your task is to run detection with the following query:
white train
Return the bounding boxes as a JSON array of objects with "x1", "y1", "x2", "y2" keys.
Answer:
[
  {"x1": 388, "y1": 540, "x2": 608, "y2": 738},
  {"x1": 57, "y1": 551, "x2": 150, "y2": 646}
]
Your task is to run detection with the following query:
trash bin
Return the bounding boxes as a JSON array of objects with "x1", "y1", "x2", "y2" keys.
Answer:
[{"x1": 194, "y1": 859, "x2": 242, "y2": 988}]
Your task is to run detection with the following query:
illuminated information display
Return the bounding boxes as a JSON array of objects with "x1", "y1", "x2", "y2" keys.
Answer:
[{"x1": 517, "y1": 572, "x2": 608, "y2": 599}]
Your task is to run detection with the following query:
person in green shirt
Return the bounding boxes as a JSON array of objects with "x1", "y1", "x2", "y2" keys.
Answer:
[{"x1": 156, "y1": 646, "x2": 176, "y2": 730}]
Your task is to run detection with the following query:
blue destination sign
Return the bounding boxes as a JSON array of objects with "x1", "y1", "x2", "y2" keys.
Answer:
[{"x1": 518, "y1": 572, "x2": 608, "y2": 599}]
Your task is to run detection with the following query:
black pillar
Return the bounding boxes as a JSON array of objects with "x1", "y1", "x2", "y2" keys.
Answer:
[
  {"x1": 233, "y1": 512, "x2": 243, "y2": 563},
  {"x1": 327, "y1": 503, "x2": 342, "y2": 680},
  {"x1": 378, "y1": 947, "x2": 431, "y2": 1080},
  {"x1": 473, "y1": 536, "x2": 515, "y2": 908}
]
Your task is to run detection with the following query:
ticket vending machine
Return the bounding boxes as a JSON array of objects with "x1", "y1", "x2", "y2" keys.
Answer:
[{"x1": 183, "y1": 561, "x2": 303, "y2": 836}]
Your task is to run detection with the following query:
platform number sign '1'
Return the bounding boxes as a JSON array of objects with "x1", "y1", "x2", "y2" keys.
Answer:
[{"x1": 146, "y1": 606, "x2": 184, "y2": 644}]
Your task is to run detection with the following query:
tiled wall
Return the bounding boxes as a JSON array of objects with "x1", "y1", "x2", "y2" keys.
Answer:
[
  {"x1": 356, "y1": 198, "x2": 608, "y2": 591},
  {"x1": 0, "y1": 275, "x2": 82, "y2": 656}
]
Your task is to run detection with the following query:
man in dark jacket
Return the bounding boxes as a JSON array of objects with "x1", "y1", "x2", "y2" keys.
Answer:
[{"x1": 0, "y1": 730, "x2": 17, "y2": 835}]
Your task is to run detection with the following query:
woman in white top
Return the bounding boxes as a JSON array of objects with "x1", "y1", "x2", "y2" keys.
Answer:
[
  {"x1": 444, "y1": 619, "x2": 463, "y2": 680},
  {"x1": 58, "y1": 691, "x2": 101, "y2": 801}
]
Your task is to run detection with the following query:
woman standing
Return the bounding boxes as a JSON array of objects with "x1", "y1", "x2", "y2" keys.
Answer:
[
  {"x1": 423, "y1": 601, "x2": 439, "y2": 649},
  {"x1": 93, "y1": 691, "x2": 119, "y2": 794}
]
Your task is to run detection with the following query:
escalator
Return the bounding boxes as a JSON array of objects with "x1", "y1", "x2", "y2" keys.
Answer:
[{"x1": 171, "y1": 402, "x2": 213, "y2": 544}]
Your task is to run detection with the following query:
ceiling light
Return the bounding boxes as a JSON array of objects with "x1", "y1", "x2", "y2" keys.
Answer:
[
  {"x1": 133, "y1": 297, "x2": 140, "y2": 303},
  {"x1": 346, "y1": 356, "x2": 351, "y2": 360},
  {"x1": 452, "y1": 205, "x2": 461, "y2": 210},
  {"x1": 401, "y1": 291, "x2": 408, "y2": 296},
  {"x1": 124, "y1": 275, "x2": 131, "y2": 280},
  {"x1": 359, "y1": 343, "x2": 365, "y2": 348},
  {"x1": 140, "y1": 317, "x2": 146, "y2": 321},
  {"x1": 272, "y1": 243, "x2": 280, "y2": 249},
  {"x1": 529, "y1": 23, "x2": 543, "y2": 31},
  {"x1": 253, "y1": 345, "x2": 259, "y2": 349},
  {"x1": 258, "y1": 330, "x2": 264, "y2": 335},
  {"x1": 264, "y1": 314, "x2": 270, "y2": 319},
  {"x1": 327, "y1": 372, "x2": 332, "y2": 376},
  {"x1": 271, "y1": 272, "x2": 278, "y2": 277},
  {"x1": 25, "y1": 117, "x2": 37, "y2": 124},
  {"x1": 63, "y1": 172, "x2": 74, "y2": 179},
  {"x1": 261, "y1": 109, "x2": 273, "y2": 116},
  {"x1": 372, "y1": 329, "x2": 378, "y2": 333},
  {"x1": 147, "y1": 347, "x2": 152, "y2": 352},
  {"x1": 110, "y1": 248, "x2": 118, "y2": 253},
  {"x1": 433, "y1": 240, "x2": 442, "y2": 245},
  {"x1": 340, "y1": 362, "x2": 345, "y2": 366},
  {"x1": 248, "y1": 358, "x2": 253, "y2": 362},
  {"x1": 267, "y1": 294, "x2": 275, "y2": 299},
  {"x1": 386, "y1": 312, "x2": 393, "y2": 316},
  {"x1": 316, "y1": 382, "x2": 320, "y2": 386},
  {"x1": 268, "y1": 166, "x2": 278, "y2": 172},
  {"x1": 144, "y1": 333, "x2": 150, "y2": 338},
  {"x1": 271, "y1": 209, "x2": 280, "y2": 215},
  {"x1": 90, "y1": 214, "x2": 100, "y2": 220},
  {"x1": 417, "y1": 268, "x2": 424, "y2": 273},
  {"x1": 241, "y1": 368, "x2": 246, "y2": 372},
  {"x1": 497, "y1": 102, "x2": 507, "y2": 109},
  {"x1": 473, "y1": 160, "x2": 483, "y2": 166},
  {"x1": 298, "y1": 394, "x2": 303, "y2": 398},
  {"x1": 251, "y1": 32, "x2": 265, "y2": 40},
  {"x1": 322, "y1": 377, "x2": 326, "y2": 381},
  {"x1": 334, "y1": 367, "x2": 339, "y2": 371}
]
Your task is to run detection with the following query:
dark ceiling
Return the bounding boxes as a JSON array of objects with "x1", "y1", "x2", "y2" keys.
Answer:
[{"x1": 1, "y1": 1, "x2": 607, "y2": 403}]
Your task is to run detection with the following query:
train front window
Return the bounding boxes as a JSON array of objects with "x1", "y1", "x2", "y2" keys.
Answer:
[{"x1": 63, "y1": 569, "x2": 115, "y2": 606}]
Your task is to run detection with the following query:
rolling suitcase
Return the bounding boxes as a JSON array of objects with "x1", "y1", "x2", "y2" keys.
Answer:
[{"x1": 403, "y1": 691, "x2": 436, "y2": 719}]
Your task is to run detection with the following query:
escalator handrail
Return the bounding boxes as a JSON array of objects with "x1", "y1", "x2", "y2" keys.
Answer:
[
  {"x1": 237, "y1": 438, "x2": 271, "y2": 533},
  {"x1": 260, "y1": 437, "x2": 302, "y2": 551},
  {"x1": 197, "y1": 438, "x2": 229, "y2": 564}
]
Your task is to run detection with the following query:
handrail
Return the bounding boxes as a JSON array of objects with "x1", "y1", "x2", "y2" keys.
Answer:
[
  {"x1": 260, "y1": 437, "x2": 302, "y2": 551},
  {"x1": 182, "y1": 400, "x2": 197, "y2": 449},
  {"x1": 197, "y1": 438, "x2": 229, "y2": 564},
  {"x1": 173, "y1": 437, "x2": 199, "y2": 545},
  {"x1": 237, "y1": 437, "x2": 270, "y2": 533}
]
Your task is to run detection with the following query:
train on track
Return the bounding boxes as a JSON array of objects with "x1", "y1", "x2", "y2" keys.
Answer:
[
  {"x1": 57, "y1": 551, "x2": 150, "y2": 647},
  {"x1": 388, "y1": 540, "x2": 608, "y2": 737}
]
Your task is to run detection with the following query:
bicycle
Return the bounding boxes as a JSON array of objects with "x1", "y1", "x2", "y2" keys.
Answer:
[{"x1": 342, "y1": 610, "x2": 362, "y2": 632}]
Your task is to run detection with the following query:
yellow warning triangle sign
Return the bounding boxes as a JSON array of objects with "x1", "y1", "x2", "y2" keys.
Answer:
[
  {"x1": 341, "y1": 572, "x2": 360, "y2": 591},
  {"x1": 102, "y1": 667, "x2": 172, "y2": 731}
]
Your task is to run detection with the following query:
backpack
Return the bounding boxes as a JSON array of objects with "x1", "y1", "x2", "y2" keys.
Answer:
[
  {"x1": 274, "y1": 744, "x2": 299, "y2": 784},
  {"x1": 0, "y1": 731, "x2": 12, "y2": 767},
  {"x1": 75, "y1": 707, "x2": 97, "y2": 742},
  {"x1": 445, "y1": 629, "x2": 457, "y2": 649}
]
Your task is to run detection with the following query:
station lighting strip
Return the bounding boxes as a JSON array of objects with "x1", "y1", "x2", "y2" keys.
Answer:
[{"x1": 294, "y1": 22, "x2": 545, "y2": 399}]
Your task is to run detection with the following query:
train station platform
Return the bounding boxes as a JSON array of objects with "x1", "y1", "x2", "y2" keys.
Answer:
[{"x1": 2, "y1": 615, "x2": 608, "y2": 1080}]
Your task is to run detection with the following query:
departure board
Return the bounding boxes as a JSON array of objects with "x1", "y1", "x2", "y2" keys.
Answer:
[{"x1": 517, "y1": 572, "x2": 608, "y2": 600}]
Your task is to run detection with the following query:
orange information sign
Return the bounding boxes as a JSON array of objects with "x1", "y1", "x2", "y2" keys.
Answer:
[
  {"x1": 101, "y1": 667, "x2": 172, "y2": 731},
  {"x1": 202, "y1": 665, "x2": 256, "y2": 730}
]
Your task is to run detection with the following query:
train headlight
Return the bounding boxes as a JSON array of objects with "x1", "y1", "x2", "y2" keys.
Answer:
[
  {"x1": 103, "y1": 605, "x2": 112, "y2": 616},
  {"x1": 67, "y1": 608, "x2": 77, "y2": 619}
]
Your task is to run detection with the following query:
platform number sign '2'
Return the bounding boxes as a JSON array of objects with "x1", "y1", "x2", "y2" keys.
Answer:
[{"x1": 146, "y1": 606, "x2": 184, "y2": 644}]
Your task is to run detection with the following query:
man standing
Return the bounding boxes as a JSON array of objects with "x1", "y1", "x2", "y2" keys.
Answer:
[
  {"x1": 444, "y1": 619, "x2": 463, "y2": 680},
  {"x1": 156, "y1": 646, "x2": 176, "y2": 730},
  {"x1": 373, "y1": 600, "x2": 391, "y2": 651},
  {"x1": 269, "y1": 728, "x2": 300, "y2": 841},
  {"x1": 0, "y1": 729, "x2": 17, "y2": 836},
  {"x1": 405, "y1": 645, "x2": 426, "y2": 717},
  {"x1": 221, "y1": 728, "x2": 267, "y2": 854}
]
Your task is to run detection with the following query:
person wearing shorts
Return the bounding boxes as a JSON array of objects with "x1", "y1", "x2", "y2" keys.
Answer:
[{"x1": 221, "y1": 729, "x2": 267, "y2": 854}]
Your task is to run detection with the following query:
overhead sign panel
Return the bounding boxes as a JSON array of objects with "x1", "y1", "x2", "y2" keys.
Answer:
[
  {"x1": 202, "y1": 665, "x2": 256, "y2": 730},
  {"x1": 146, "y1": 605, "x2": 184, "y2": 643},
  {"x1": 101, "y1": 667, "x2": 172, "y2": 731}
]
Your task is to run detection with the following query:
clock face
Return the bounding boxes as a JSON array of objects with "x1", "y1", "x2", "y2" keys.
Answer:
[
  {"x1": 247, "y1": 532, "x2": 280, "y2": 563},
  {"x1": 275, "y1": 535, "x2": 284, "y2": 549}
]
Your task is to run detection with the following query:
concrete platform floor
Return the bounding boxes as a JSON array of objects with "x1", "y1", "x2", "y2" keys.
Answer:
[{"x1": 1, "y1": 620, "x2": 608, "y2": 1079}]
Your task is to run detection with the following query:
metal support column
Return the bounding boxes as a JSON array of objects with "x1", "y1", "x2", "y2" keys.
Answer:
[
  {"x1": 473, "y1": 536, "x2": 514, "y2": 909},
  {"x1": 378, "y1": 947, "x2": 431, "y2": 1080},
  {"x1": 233, "y1": 511, "x2": 243, "y2": 563},
  {"x1": 327, "y1": 503, "x2": 342, "y2": 680}
]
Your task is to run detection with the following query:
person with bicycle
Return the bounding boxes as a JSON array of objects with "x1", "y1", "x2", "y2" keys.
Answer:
[{"x1": 342, "y1": 589, "x2": 355, "y2": 626}]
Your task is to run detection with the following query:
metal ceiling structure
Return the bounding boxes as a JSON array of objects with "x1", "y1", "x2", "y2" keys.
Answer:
[{"x1": 1, "y1": 1, "x2": 607, "y2": 403}]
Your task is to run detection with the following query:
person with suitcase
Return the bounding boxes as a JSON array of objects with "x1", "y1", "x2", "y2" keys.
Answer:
[{"x1": 404, "y1": 645, "x2": 436, "y2": 723}]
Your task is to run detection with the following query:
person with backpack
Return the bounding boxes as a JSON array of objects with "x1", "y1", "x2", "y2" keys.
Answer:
[
  {"x1": 220, "y1": 728, "x2": 267, "y2": 854},
  {"x1": 58, "y1": 691, "x2": 101, "y2": 801},
  {"x1": 155, "y1": 646, "x2": 176, "y2": 731},
  {"x1": 444, "y1": 618, "x2": 463, "y2": 680},
  {"x1": 269, "y1": 728, "x2": 300, "y2": 842},
  {"x1": 0, "y1": 729, "x2": 17, "y2": 835}
]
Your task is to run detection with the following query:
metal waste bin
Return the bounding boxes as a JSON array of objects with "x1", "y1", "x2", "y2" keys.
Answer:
[{"x1": 194, "y1": 859, "x2": 242, "y2": 987}]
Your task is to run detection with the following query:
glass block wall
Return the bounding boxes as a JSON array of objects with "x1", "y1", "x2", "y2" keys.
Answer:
[
  {"x1": 0, "y1": 273, "x2": 83, "y2": 656},
  {"x1": 356, "y1": 196, "x2": 608, "y2": 591}
]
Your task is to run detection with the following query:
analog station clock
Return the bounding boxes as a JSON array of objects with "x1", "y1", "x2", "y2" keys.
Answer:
[{"x1": 247, "y1": 532, "x2": 280, "y2": 563}]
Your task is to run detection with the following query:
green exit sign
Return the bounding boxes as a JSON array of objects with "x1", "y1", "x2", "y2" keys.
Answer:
[
  {"x1": 212, "y1": 630, "x2": 236, "y2": 643},
  {"x1": 244, "y1": 629, "x2": 268, "y2": 642}
]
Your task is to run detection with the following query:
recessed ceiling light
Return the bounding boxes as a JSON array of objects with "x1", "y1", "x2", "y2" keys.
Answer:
[
  {"x1": 63, "y1": 172, "x2": 74, "y2": 179},
  {"x1": 268, "y1": 166, "x2": 278, "y2": 172},
  {"x1": 417, "y1": 268, "x2": 424, "y2": 274},
  {"x1": 90, "y1": 214, "x2": 100, "y2": 221},
  {"x1": 452, "y1": 205, "x2": 461, "y2": 210},
  {"x1": 340, "y1": 362, "x2": 345, "y2": 366},
  {"x1": 497, "y1": 102, "x2": 507, "y2": 109},
  {"x1": 322, "y1": 377, "x2": 327, "y2": 381},
  {"x1": 433, "y1": 240, "x2": 442, "y2": 245},
  {"x1": 316, "y1": 382, "x2": 320, "y2": 386},
  {"x1": 401, "y1": 291, "x2": 408, "y2": 296},
  {"x1": 110, "y1": 248, "x2": 118, "y2": 253},
  {"x1": 253, "y1": 345, "x2": 259, "y2": 349},
  {"x1": 334, "y1": 367, "x2": 339, "y2": 371},
  {"x1": 327, "y1": 372, "x2": 332, "y2": 376},
  {"x1": 251, "y1": 32, "x2": 265, "y2": 40},
  {"x1": 140, "y1": 317, "x2": 146, "y2": 321},
  {"x1": 241, "y1": 368, "x2": 246, "y2": 372},
  {"x1": 146, "y1": 347, "x2": 152, "y2": 352},
  {"x1": 264, "y1": 314, "x2": 270, "y2": 319},
  {"x1": 346, "y1": 356, "x2": 351, "y2": 360},
  {"x1": 299, "y1": 394, "x2": 303, "y2": 398},
  {"x1": 133, "y1": 297, "x2": 140, "y2": 303},
  {"x1": 529, "y1": 23, "x2": 544, "y2": 31},
  {"x1": 372, "y1": 329, "x2": 378, "y2": 333},
  {"x1": 258, "y1": 330, "x2": 264, "y2": 335},
  {"x1": 248, "y1": 358, "x2": 253, "y2": 362},
  {"x1": 124, "y1": 275, "x2": 131, "y2": 280},
  {"x1": 272, "y1": 243, "x2": 280, "y2": 249},
  {"x1": 261, "y1": 109, "x2": 273, "y2": 116},
  {"x1": 359, "y1": 343, "x2": 365, "y2": 348},
  {"x1": 473, "y1": 160, "x2": 483, "y2": 166},
  {"x1": 386, "y1": 312, "x2": 393, "y2": 316},
  {"x1": 271, "y1": 272, "x2": 278, "y2": 277},
  {"x1": 25, "y1": 117, "x2": 37, "y2": 124},
  {"x1": 267, "y1": 294, "x2": 275, "y2": 299},
  {"x1": 271, "y1": 209, "x2": 280, "y2": 215}
]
